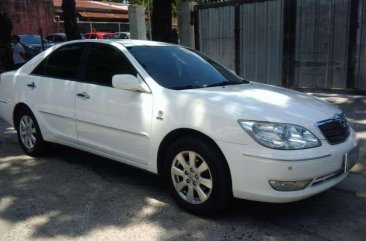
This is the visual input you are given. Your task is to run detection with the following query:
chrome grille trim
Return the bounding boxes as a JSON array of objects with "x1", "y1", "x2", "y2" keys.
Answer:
[
  {"x1": 311, "y1": 169, "x2": 344, "y2": 187},
  {"x1": 317, "y1": 113, "x2": 350, "y2": 145}
]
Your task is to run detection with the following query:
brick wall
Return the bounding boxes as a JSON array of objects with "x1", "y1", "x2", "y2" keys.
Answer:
[{"x1": 8, "y1": 0, "x2": 56, "y2": 35}]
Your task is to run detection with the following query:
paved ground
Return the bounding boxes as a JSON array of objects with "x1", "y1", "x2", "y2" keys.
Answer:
[{"x1": 0, "y1": 93, "x2": 365, "y2": 241}]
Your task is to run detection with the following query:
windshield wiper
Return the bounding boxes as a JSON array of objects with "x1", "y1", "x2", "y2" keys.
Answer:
[
  {"x1": 205, "y1": 81, "x2": 244, "y2": 88},
  {"x1": 171, "y1": 85, "x2": 203, "y2": 90},
  {"x1": 173, "y1": 81, "x2": 247, "y2": 90}
]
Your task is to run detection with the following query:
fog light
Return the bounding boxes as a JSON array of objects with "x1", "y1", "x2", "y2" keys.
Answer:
[{"x1": 269, "y1": 180, "x2": 311, "y2": 191}]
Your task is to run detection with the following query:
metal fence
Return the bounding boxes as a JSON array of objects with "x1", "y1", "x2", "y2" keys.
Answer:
[
  {"x1": 355, "y1": 0, "x2": 366, "y2": 90},
  {"x1": 239, "y1": 0, "x2": 283, "y2": 86},
  {"x1": 194, "y1": 0, "x2": 366, "y2": 90},
  {"x1": 294, "y1": 0, "x2": 351, "y2": 89},
  {"x1": 197, "y1": 5, "x2": 236, "y2": 71}
]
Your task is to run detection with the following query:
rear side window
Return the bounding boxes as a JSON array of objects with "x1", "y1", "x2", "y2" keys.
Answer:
[
  {"x1": 32, "y1": 44, "x2": 84, "y2": 80},
  {"x1": 84, "y1": 43, "x2": 136, "y2": 87}
]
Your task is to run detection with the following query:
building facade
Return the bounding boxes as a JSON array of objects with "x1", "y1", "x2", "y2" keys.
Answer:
[
  {"x1": 4, "y1": 0, "x2": 131, "y2": 36},
  {"x1": 53, "y1": 0, "x2": 130, "y2": 34}
]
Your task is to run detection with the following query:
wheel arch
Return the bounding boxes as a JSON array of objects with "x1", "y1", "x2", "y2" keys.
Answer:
[
  {"x1": 157, "y1": 128, "x2": 232, "y2": 181},
  {"x1": 13, "y1": 103, "x2": 44, "y2": 139},
  {"x1": 13, "y1": 102, "x2": 31, "y2": 124}
]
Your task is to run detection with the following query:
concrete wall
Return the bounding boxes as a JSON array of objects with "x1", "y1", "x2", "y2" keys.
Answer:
[
  {"x1": 128, "y1": 5, "x2": 147, "y2": 40},
  {"x1": 178, "y1": 1, "x2": 195, "y2": 48}
]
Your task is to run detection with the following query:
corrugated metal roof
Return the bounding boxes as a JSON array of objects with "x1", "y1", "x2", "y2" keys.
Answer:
[
  {"x1": 53, "y1": 0, "x2": 129, "y2": 12},
  {"x1": 78, "y1": 11, "x2": 128, "y2": 20}
]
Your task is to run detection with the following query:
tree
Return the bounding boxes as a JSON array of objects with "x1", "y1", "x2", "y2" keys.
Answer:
[
  {"x1": 62, "y1": 0, "x2": 81, "y2": 40},
  {"x1": 101, "y1": 0, "x2": 178, "y2": 43},
  {"x1": 130, "y1": 0, "x2": 183, "y2": 43},
  {"x1": 0, "y1": 10, "x2": 13, "y2": 71},
  {"x1": 151, "y1": 0, "x2": 172, "y2": 42}
]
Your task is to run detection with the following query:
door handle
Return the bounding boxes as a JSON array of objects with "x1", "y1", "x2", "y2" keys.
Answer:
[
  {"x1": 27, "y1": 82, "x2": 36, "y2": 89},
  {"x1": 76, "y1": 92, "x2": 90, "y2": 99}
]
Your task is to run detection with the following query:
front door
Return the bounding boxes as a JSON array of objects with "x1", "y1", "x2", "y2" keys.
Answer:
[{"x1": 75, "y1": 43, "x2": 153, "y2": 164}]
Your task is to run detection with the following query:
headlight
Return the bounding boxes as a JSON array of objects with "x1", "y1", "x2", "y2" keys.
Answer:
[{"x1": 238, "y1": 120, "x2": 321, "y2": 150}]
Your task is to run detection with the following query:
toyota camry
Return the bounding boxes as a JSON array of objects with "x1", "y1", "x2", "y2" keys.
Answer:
[{"x1": 0, "y1": 40, "x2": 359, "y2": 215}]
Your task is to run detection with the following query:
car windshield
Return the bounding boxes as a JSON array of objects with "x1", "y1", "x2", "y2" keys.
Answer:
[
  {"x1": 127, "y1": 46, "x2": 248, "y2": 90},
  {"x1": 20, "y1": 35, "x2": 51, "y2": 44}
]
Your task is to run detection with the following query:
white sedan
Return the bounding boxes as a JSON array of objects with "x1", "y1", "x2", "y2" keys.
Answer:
[{"x1": 0, "y1": 40, "x2": 359, "y2": 215}]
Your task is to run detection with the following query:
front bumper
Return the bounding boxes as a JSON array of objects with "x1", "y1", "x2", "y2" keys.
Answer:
[{"x1": 218, "y1": 129, "x2": 358, "y2": 203}]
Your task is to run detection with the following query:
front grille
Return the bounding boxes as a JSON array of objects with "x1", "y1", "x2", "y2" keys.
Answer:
[{"x1": 317, "y1": 113, "x2": 350, "y2": 145}]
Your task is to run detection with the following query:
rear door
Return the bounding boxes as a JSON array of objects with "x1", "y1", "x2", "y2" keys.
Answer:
[
  {"x1": 28, "y1": 43, "x2": 85, "y2": 143},
  {"x1": 75, "y1": 43, "x2": 153, "y2": 164}
]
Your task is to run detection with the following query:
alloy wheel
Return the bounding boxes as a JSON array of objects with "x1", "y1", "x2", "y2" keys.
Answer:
[
  {"x1": 19, "y1": 115, "x2": 37, "y2": 150},
  {"x1": 171, "y1": 151, "x2": 213, "y2": 204}
]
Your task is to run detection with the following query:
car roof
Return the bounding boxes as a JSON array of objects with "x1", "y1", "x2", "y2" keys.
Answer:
[
  {"x1": 63, "y1": 39, "x2": 175, "y2": 47},
  {"x1": 117, "y1": 39, "x2": 174, "y2": 47}
]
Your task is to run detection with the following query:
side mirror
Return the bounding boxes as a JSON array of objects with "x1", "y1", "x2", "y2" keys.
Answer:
[{"x1": 112, "y1": 74, "x2": 150, "y2": 92}]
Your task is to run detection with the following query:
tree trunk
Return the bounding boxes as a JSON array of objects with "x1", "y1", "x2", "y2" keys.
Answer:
[
  {"x1": 62, "y1": 0, "x2": 81, "y2": 41},
  {"x1": 0, "y1": 12, "x2": 13, "y2": 71},
  {"x1": 152, "y1": 0, "x2": 172, "y2": 43}
]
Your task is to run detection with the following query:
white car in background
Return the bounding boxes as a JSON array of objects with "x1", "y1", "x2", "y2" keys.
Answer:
[{"x1": 0, "y1": 40, "x2": 359, "y2": 215}]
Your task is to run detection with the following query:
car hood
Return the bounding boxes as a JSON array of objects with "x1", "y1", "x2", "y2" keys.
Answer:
[{"x1": 182, "y1": 82, "x2": 341, "y2": 128}]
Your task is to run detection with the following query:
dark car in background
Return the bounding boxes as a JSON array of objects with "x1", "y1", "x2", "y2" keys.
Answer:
[
  {"x1": 19, "y1": 35, "x2": 55, "y2": 59},
  {"x1": 45, "y1": 33, "x2": 67, "y2": 44}
]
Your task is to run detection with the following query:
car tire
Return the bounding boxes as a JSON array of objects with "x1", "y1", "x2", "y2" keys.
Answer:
[
  {"x1": 15, "y1": 107, "x2": 45, "y2": 157},
  {"x1": 163, "y1": 136, "x2": 232, "y2": 216}
]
